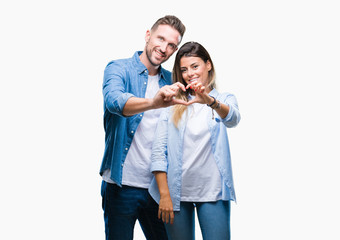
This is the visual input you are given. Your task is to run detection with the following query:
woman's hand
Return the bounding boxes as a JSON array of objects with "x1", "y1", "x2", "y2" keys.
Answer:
[
  {"x1": 154, "y1": 171, "x2": 175, "y2": 224},
  {"x1": 185, "y1": 80, "x2": 230, "y2": 119},
  {"x1": 158, "y1": 194, "x2": 174, "y2": 224},
  {"x1": 186, "y1": 80, "x2": 214, "y2": 105}
]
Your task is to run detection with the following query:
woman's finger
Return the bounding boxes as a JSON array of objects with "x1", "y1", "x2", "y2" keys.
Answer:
[
  {"x1": 170, "y1": 211, "x2": 174, "y2": 224},
  {"x1": 162, "y1": 211, "x2": 166, "y2": 223},
  {"x1": 165, "y1": 212, "x2": 170, "y2": 224},
  {"x1": 158, "y1": 208, "x2": 161, "y2": 219}
]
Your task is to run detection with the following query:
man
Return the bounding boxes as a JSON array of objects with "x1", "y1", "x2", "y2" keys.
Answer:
[{"x1": 100, "y1": 15, "x2": 186, "y2": 240}]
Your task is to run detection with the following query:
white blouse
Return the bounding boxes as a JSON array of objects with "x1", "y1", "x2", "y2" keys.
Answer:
[{"x1": 181, "y1": 102, "x2": 222, "y2": 202}]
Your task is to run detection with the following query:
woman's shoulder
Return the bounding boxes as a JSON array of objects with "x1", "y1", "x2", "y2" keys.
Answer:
[{"x1": 211, "y1": 89, "x2": 236, "y2": 99}]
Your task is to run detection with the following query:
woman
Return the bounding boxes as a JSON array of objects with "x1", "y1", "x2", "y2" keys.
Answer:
[{"x1": 148, "y1": 42, "x2": 241, "y2": 240}]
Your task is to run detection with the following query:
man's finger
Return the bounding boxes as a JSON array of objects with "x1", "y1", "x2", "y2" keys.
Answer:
[
  {"x1": 172, "y1": 99, "x2": 190, "y2": 106},
  {"x1": 174, "y1": 82, "x2": 187, "y2": 92},
  {"x1": 186, "y1": 99, "x2": 198, "y2": 105},
  {"x1": 161, "y1": 89, "x2": 174, "y2": 101}
]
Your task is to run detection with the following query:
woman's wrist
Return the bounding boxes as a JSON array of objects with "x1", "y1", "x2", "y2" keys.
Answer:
[
  {"x1": 207, "y1": 96, "x2": 216, "y2": 107},
  {"x1": 206, "y1": 96, "x2": 221, "y2": 109},
  {"x1": 160, "y1": 192, "x2": 171, "y2": 198},
  {"x1": 211, "y1": 100, "x2": 221, "y2": 109}
]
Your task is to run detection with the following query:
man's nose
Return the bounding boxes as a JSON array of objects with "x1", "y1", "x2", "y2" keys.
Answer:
[{"x1": 159, "y1": 42, "x2": 167, "y2": 53}]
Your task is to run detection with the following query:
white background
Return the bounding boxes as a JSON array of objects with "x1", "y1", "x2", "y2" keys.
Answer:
[{"x1": 1, "y1": 0, "x2": 339, "y2": 239}]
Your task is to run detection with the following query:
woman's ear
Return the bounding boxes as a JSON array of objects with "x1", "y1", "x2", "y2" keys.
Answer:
[{"x1": 206, "y1": 60, "x2": 212, "y2": 71}]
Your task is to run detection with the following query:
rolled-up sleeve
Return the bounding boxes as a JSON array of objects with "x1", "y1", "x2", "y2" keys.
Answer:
[
  {"x1": 103, "y1": 61, "x2": 135, "y2": 116},
  {"x1": 150, "y1": 109, "x2": 169, "y2": 173},
  {"x1": 220, "y1": 93, "x2": 241, "y2": 128}
]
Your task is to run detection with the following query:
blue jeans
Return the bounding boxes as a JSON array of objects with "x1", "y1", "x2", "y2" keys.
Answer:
[
  {"x1": 164, "y1": 201, "x2": 230, "y2": 240},
  {"x1": 101, "y1": 181, "x2": 168, "y2": 240}
]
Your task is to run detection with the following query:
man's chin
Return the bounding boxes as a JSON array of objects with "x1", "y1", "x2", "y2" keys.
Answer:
[{"x1": 150, "y1": 58, "x2": 164, "y2": 67}]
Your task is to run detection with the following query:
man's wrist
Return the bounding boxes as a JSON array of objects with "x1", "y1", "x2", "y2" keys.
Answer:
[{"x1": 149, "y1": 98, "x2": 159, "y2": 110}]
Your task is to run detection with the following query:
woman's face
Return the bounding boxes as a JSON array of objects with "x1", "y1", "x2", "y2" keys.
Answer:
[{"x1": 179, "y1": 56, "x2": 211, "y2": 87}]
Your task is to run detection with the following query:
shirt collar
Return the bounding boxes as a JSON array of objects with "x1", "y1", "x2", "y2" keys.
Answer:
[
  {"x1": 132, "y1": 51, "x2": 166, "y2": 79},
  {"x1": 208, "y1": 88, "x2": 218, "y2": 97}
]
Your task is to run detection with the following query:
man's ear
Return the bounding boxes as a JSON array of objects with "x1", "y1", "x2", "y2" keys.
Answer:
[{"x1": 145, "y1": 30, "x2": 151, "y2": 43}]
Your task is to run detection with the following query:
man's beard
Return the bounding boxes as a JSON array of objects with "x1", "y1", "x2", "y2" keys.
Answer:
[{"x1": 145, "y1": 43, "x2": 166, "y2": 67}]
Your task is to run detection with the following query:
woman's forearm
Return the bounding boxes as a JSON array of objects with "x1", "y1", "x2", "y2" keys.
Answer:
[
  {"x1": 153, "y1": 171, "x2": 174, "y2": 224},
  {"x1": 154, "y1": 171, "x2": 171, "y2": 197}
]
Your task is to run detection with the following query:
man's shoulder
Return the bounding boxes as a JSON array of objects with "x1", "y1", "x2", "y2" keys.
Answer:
[
  {"x1": 159, "y1": 67, "x2": 172, "y2": 82},
  {"x1": 161, "y1": 68, "x2": 172, "y2": 76},
  {"x1": 105, "y1": 51, "x2": 143, "y2": 73},
  {"x1": 106, "y1": 55, "x2": 134, "y2": 68}
]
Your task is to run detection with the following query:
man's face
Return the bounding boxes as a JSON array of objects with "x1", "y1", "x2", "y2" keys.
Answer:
[{"x1": 144, "y1": 24, "x2": 181, "y2": 67}]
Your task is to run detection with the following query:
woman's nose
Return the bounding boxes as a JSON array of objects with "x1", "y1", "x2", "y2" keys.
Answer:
[{"x1": 187, "y1": 68, "x2": 194, "y2": 77}]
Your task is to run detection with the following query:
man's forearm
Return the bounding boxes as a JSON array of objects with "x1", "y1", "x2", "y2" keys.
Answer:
[
  {"x1": 122, "y1": 97, "x2": 155, "y2": 116},
  {"x1": 122, "y1": 83, "x2": 189, "y2": 116}
]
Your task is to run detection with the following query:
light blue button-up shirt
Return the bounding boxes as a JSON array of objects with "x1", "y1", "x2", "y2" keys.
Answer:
[
  {"x1": 148, "y1": 89, "x2": 241, "y2": 211},
  {"x1": 99, "y1": 51, "x2": 172, "y2": 186}
]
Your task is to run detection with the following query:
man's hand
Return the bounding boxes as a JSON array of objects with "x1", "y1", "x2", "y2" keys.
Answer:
[
  {"x1": 152, "y1": 82, "x2": 190, "y2": 108},
  {"x1": 122, "y1": 82, "x2": 191, "y2": 116}
]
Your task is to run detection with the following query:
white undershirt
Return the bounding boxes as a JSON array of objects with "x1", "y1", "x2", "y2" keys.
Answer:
[
  {"x1": 121, "y1": 74, "x2": 162, "y2": 188},
  {"x1": 102, "y1": 74, "x2": 161, "y2": 188},
  {"x1": 181, "y1": 102, "x2": 222, "y2": 202}
]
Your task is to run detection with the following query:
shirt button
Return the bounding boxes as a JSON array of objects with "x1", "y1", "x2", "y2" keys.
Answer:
[
  {"x1": 144, "y1": 82, "x2": 147, "y2": 85},
  {"x1": 140, "y1": 114, "x2": 142, "y2": 117},
  {"x1": 131, "y1": 131, "x2": 134, "y2": 134},
  {"x1": 121, "y1": 163, "x2": 124, "y2": 167},
  {"x1": 125, "y1": 148, "x2": 128, "y2": 151}
]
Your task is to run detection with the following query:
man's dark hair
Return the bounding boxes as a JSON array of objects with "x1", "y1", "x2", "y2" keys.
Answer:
[{"x1": 151, "y1": 15, "x2": 186, "y2": 40}]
